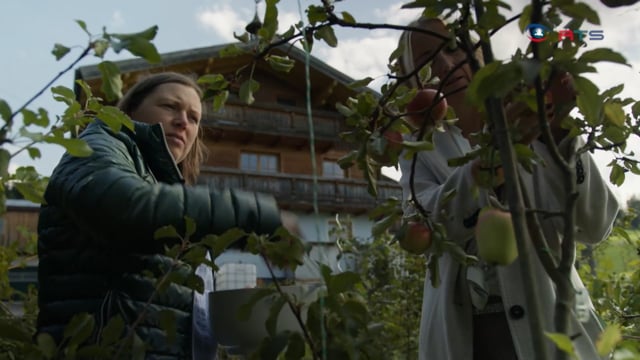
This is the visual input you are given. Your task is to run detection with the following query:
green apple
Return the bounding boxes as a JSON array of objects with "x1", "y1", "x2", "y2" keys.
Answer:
[
  {"x1": 474, "y1": 207, "x2": 518, "y2": 265},
  {"x1": 397, "y1": 220, "x2": 432, "y2": 255}
]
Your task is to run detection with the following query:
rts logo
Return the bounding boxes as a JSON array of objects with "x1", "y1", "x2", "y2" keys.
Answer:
[{"x1": 525, "y1": 23, "x2": 604, "y2": 43}]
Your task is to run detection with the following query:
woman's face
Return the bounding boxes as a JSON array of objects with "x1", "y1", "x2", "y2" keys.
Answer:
[
  {"x1": 131, "y1": 83, "x2": 201, "y2": 164},
  {"x1": 410, "y1": 19, "x2": 473, "y2": 109}
]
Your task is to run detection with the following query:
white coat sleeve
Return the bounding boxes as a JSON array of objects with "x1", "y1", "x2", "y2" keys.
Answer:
[
  {"x1": 533, "y1": 137, "x2": 620, "y2": 245},
  {"x1": 398, "y1": 148, "x2": 491, "y2": 247}
]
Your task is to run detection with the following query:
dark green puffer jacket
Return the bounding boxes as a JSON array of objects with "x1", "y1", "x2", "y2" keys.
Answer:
[{"x1": 37, "y1": 120, "x2": 281, "y2": 359}]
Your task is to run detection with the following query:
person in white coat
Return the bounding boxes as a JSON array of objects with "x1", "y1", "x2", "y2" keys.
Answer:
[{"x1": 396, "y1": 17, "x2": 620, "y2": 360}]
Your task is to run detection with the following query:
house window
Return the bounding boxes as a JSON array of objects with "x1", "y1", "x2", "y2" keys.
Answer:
[
  {"x1": 240, "y1": 152, "x2": 279, "y2": 173},
  {"x1": 323, "y1": 160, "x2": 345, "y2": 178}
]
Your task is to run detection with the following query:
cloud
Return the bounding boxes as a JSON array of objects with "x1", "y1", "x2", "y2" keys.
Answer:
[
  {"x1": 110, "y1": 11, "x2": 125, "y2": 29},
  {"x1": 197, "y1": 2, "x2": 301, "y2": 42},
  {"x1": 373, "y1": 1, "x2": 423, "y2": 26},
  {"x1": 197, "y1": 3, "x2": 249, "y2": 42}
]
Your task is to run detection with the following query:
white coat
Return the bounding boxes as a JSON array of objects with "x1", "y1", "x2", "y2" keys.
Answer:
[{"x1": 399, "y1": 125, "x2": 620, "y2": 360}]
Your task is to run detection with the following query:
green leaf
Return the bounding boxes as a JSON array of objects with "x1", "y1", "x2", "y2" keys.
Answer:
[
  {"x1": 633, "y1": 101, "x2": 640, "y2": 119},
  {"x1": 51, "y1": 43, "x2": 71, "y2": 61},
  {"x1": 284, "y1": 331, "x2": 306, "y2": 360},
  {"x1": 63, "y1": 313, "x2": 95, "y2": 347},
  {"x1": 579, "y1": 48, "x2": 627, "y2": 65},
  {"x1": 0, "y1": 148, "x2": 11, "y2": 179},
  {"x1": 315, "y1": 26, "x2": 338, "y2": 48},
  {"x1": 36, "y1": 333, "x2": 58, "y2": 358},
  {"x1": 306, "y1": 5, "x2": 327, "y2": 25},
  {"x1": 212, "y1": 91, "x2": 228, "y2": 112},
  {"x1": 198, "y1": 74, "x2": 228, "y2": 90},
  {"x1": 111, "y1": 25, "x2": 158, "y2": 42},
  {"x1": 97, "y1": 105, "x2": 134, "y2": 132},
  {"x1": 219, "y1": 44, "x2": 246, "y2": 58},
  {"x1": 99, "y1": 315, "x2": 125, "y2": 346},
  {"x1": 154, "y1": 225, "x2": 180, "y2": 240},
  {"x1": 258, "y1": 0, "x2": 279, "y2": 41},
  {"x1": 326, "y1": 271, "x2": 361, "y2": 295},
  {"x1": 27, "y1": 147, "x2": 41, "y2": 160},
  {"x1": 13, "y1": 182, "x2": 45, "y2": 204},
  {"x1": 45, "y1": 136, "x2": 93, "y2": 157},
  {"x1": 92, "y1": 38, "x2": 110, "y2": 58},
  {"x1": 158, "y1": 310, "x2": 178, "y2": 345},
  {"x1": 239, "y1": 79, "x2": 260, "y2": 105},
  {"x1": 184, "y1": 216, "x2": 196, "y2": 238},
  {"x1": 75, "y1": 79, "x2": 94, "y2": 99},
  {"x1": 348, "y1": 77, "x2": 374, "y2": 89},
  {"x1": 265, "y1": 294, "x2": 287, "y2": 336},
  {"x1": 75, "y1": 19, "x2": 90, "y2": 35},
  {"x1": 603, "y1": 102, "x2": 626, "y2": 127},
  {"x1": 202, "y1": 228, "x2": 246, "y2": 258},
  {"x1": 596, "y1": 324, "x2": 622, "y2": 356},
  {"x1": 574, "y1": 76, "x2": 602, "y2": 126},
  {"x1": 402, "y1": 140, "x2": 434, "y2": 152},
  {"x1": 372, "y1": 213, "x2": 400, "y2": 237},
  {"x1": 0, "y1": 99, "x2": 11, "y2": 122},
  {"x1": 609, "y1": 163, "x2": 625, "y2": 186},
  {"x1": 341, "y1": 11, "x2": 356, "y2": 24},
  {"x1": 337, "y1": 150, "x2": 358, "y2": 169},
  {"x1": 0, "y1": 319, "x2": 33, "y2": 342},
  {"x1": 266, "y1": 54, "x2": 295, "y2": 73},
  {"x1": 545, "y1": 332, "x2": 576, "y2": 357},
  {"x1": 98, "y1": 61, "x2": 123, "y2": 102},
  {"x1": 118, "y1": 37, "x2": 161, "y2": 63},
  {"x1": 519, "y1": 5, "x2": 533, "y2": 32},
  {"x1": 51, "y1": 86, "x2": 76, "y2": 106},
  {"x1": 237, "y1": 288, "x2": 277, "y2": 321},
  {"x1": 561, "y1": 3, "x2": 600, "y2": 25}
]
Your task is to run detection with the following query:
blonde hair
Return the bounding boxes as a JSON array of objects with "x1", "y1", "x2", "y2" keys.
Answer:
[{"x1": 118, "y1": 72, "x2": 208, "y2": 185}]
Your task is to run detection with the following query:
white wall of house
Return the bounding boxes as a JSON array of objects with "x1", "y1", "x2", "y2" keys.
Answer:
[{"x1": 213, "y1": 211, "x2": 373, "y2": 287}]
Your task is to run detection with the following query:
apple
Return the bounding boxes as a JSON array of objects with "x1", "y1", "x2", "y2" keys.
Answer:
[
  {"x1": 405, "y1": 89, "x2": 448, "y2": 128},
  {"x1": 474, "y1": 207, "x2": 518, "y2": 266},
  {"x1": 367, "y1": 129, "x2": 403, "y2": 166},
  {"x1": 397, "y1": 220, "x2": 432, "y2": 255}
]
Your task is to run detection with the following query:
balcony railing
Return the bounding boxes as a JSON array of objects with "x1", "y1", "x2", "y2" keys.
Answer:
[
  {"x1": 199, "y1": 167, "x2": 402, "y2": 212},
  {"x1": 202, "y1": 102, "x2": 345, "y2": 139}
]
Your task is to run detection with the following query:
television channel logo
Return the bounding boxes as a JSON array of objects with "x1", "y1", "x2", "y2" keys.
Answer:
[{"x1": 525, "y1": 23, "x2": 604, "y2": 43}]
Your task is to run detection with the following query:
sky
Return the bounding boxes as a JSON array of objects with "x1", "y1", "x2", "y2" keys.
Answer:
[{"x1": 1, "y1": 0, "x2": 640, "y2": 204}]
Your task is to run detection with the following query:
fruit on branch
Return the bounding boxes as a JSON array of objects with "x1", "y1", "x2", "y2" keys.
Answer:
[
  {"x1": 475, "y1": 207, "x2": 518, "y2": 266},
  {"x1": 367, "y1": 129, "x2": 403, "y2": 166},
  {"x1": 406, "y1": 89, "x2": 448, "y2": 128},
  {"x1": 397, "y1": 220, "x2": 432, "y2": 255}
]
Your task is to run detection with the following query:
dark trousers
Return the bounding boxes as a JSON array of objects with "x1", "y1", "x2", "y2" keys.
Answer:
[{"x1": 473, "y1": 312, "x2": 518, "y2": 360}]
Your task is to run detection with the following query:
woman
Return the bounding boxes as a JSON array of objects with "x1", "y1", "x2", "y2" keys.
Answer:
[
  {"x1": 37, "y1": 72, "x2": 289, "y2": 359},
  {"x1": 397, "y1": 18, "x2": 619, "y2": 359}
]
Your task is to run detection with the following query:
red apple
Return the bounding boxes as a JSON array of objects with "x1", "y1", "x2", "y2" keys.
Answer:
[
  {"x1": 406, "y1": 89, "x2": 448, "y2": 128},
  {"x1": 367, "y1": 129, "x2": 403, "y2": 166},
  {"x1": 475, "y1": 207, "x2": 518, "y2": 266},
  {"x1": 397, "y1": 220, "x2": 432, "y2": 255}
]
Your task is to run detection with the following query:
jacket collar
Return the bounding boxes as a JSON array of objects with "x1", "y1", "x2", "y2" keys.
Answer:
[{"x1": 127, "y1": 121, "x2": 185, "y2": 184}]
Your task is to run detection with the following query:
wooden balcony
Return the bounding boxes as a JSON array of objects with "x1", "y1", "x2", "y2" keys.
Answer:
[
  {"x1": 202, "y1": 102, "x2": 350, "y2": 150},
  {"x1": 199, "y1": 167, "x2": 402, "y2": 214}
]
